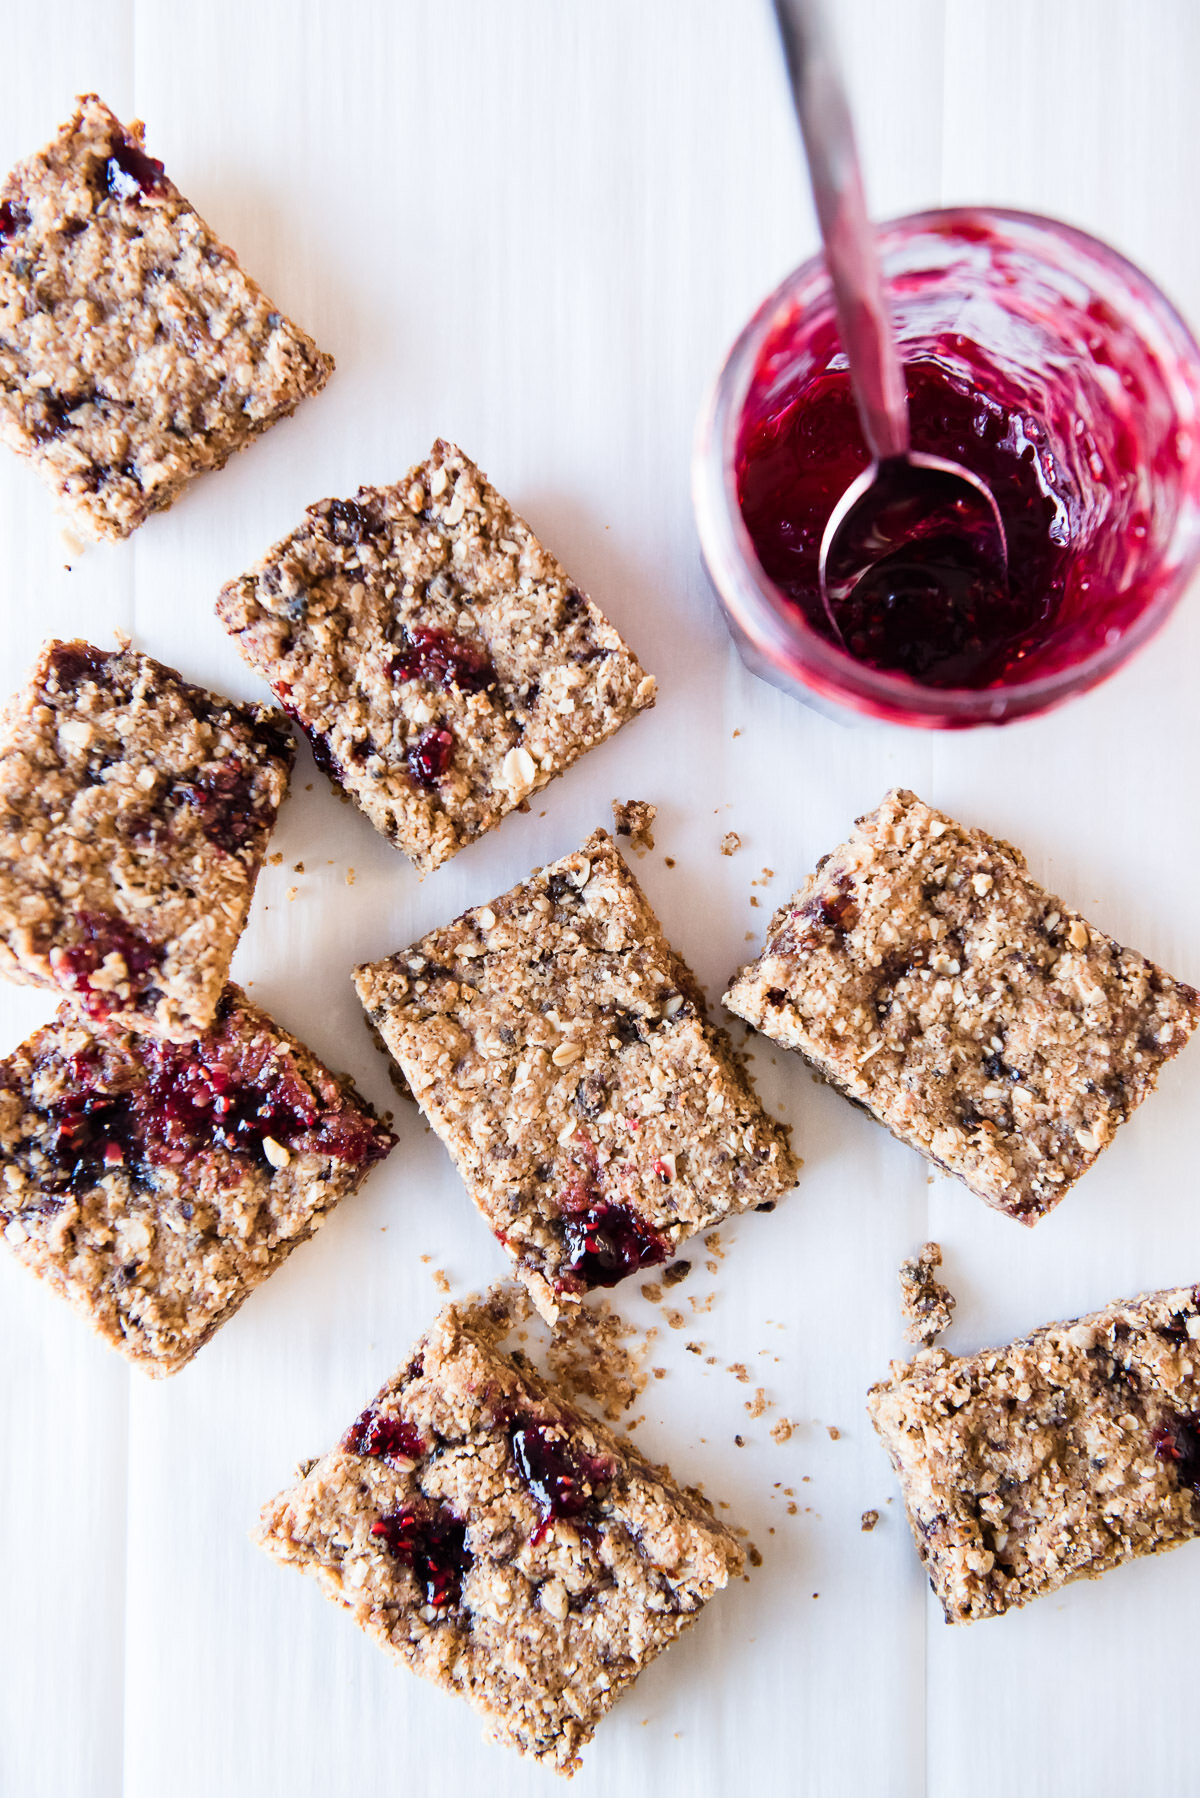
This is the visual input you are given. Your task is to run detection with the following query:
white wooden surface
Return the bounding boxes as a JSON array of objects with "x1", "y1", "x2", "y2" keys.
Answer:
[{"x1": 2, "y1": 5, "x2": 1199, "y2": 1794}]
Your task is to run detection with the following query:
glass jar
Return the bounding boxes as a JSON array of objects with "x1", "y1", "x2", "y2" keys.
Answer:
[{"x1": 693, "y1": 208, "x2": 1200, "y2": 727}]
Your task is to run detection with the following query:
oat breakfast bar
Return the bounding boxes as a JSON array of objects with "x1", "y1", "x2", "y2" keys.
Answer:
[
  {"x1": 0, "y1": 640, "x2": 293, "y2": 1039},
  {"x1": 724, "y1": 788, "x2": 1198, "y2": 1221},
  {"x1": 0, "y1": 985, "x2": 394, "y2": 1374},
  {"x1": 216, "y1": 441, "x2": 656, "y2": 873},
  {"x1": 0, "y1": 95, "x2": 332, "y2": 538},
  {"x1": 257, "y1": 1291, "x2": 744, "y2": 1772},
  {"x1": 869, "y1": 1283, "x2": 1200, "y2": 1621},
  {"x1": 354, "y1": 828, "x2": 796, "y2": 1320}
]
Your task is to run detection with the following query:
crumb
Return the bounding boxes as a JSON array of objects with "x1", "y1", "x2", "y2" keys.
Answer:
[
  {"x1": 664, "y1": 857, "x2": 676, "y2": 869},
  {"x1": 346, "y1": 867, "x2": 356, "y2": 886},
  {"x1": 640, "y1": 1280, "x2": 664, "y2": 1304},
  {"x1": 705, "y1": 1259, "x2": 719, "y2": 1275},
  {"x1": 286, "y1": 885, "x2": 298, "y2": 902},
  {"x1": 899, "y1": 1240, "x2": 956, "y2": 1344},
  {"x1": 748, "y1": 1545, "x2": 763, "y2": 1568},
  {"x1": 268, "y1": 852, "x2": 283, "y2": 866},
  {"x1": 685, "y1": 1342, "x2": 703, "y2": 1355},
  {"x1": 661, "y1": 1259, "x2": 691, "y2": 1289},
  {"x1": 762, "y1": 867, "x2": 774, "y2": 878},
  {"x1": 861, "y1": 1510, "x2": 880, "y2": 1533},
  {"x1": 811, "y1": 1593, "x2": 819, "y2": 1600},
  {"x1": 653, "y1": 1367, "x2": 667, "y2": 1380},
  {"x1": 787, "y1": 1502, "x2": 798, "y2": 1515},
  {"x1": 664, "y1": 1308, "x2": 686, "y2": 1330},
  {"x1": 826, "y1": 1425, "x2": 841, "y2": 1441},
  {"x1": 432, "y1": 1268, "x2": 451, "y2": 1294},
  {"x1": 745, "y1": 1388, "x2": 769, "y2": 1419},
  {"x1": 546, "y1": 1299, "x2": 652, "y2": 1421},
  {"x1": 726, "y1": 1362, "x2": 750, "y2": 1383},
  {"x1": 734, "y1": 1435, "x2": 745, "y2": 1447},
  {"x1": 720, "y1": 832, "x2": 742, "y2": 856},
  {"x1": 732, "y1": 729, "x2": 742, "y2": 739},
  {"x1": 420, "y1": 1254, "x2": 431, "y2": 1263},
  {"x1": 611, "y1": 798, "x2": 657, "y2": 852},
  {"x1": 305, "y1": 782, "x2": 313, "y2": 791},
  {"x1": 744, "y1": 932, "x2": 755, "y2": 942},
  {"x1": 705, "y1": 1355, "x2": 718, "y2": 1366},
  {"x1": 293, "y1": 861, "x2": 305, "y2": 873},
  {"x1": 749, "y1": 896, "x2": 760, "y2": 908},
  {"x1": 770, "y1": 1417, "x2": 795, "y2": 1444},
  {"x1": 704, "y1": 1232, "x2": 725, "y2": 1257}
]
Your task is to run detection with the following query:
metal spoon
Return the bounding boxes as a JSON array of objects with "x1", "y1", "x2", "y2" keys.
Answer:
[{"x1": 771, "y1": 0, "x2": 1008, "y2": 651}]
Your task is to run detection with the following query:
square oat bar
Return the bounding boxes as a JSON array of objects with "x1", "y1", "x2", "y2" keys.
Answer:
[
  {"x1": 0, "y1": 985, "x2": 395, "y2": 1375},
  {"x1": 257, "y1": 1292, "x2": 744, "y2": 1773},
  {"x1": 354, "y1": 829, "x2": 796, "y2": 1321},
  {"x1": 724, "y1": 788, "x2": 1198, "y2": 1223},
  {"x1": 0, "y1": 95, "x2": 332, "y2": 540},
  {"x1": 0, "y1": 639, "x2": 294, "y2": 1040},
  {"x1": 216, "y1": 441, "x2": 656, "y2": 873},
  {"x1": 869, "y1": 1283, "x2": 1200, "y2": 1622}
]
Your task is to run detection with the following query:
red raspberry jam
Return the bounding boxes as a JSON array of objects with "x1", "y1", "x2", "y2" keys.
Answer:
[
  {"x1": 371, "y1": 1504, "x2": 471, "y2": 1608},
  {"x1": 738, "y1": 356, "x2": 1066, "y2": 686},
  {"x1": 509, "y1": 1418, "x2": 612, "y2": 1544},
  {"x1": 699, "y1": 211, "x2": 1200, "y2": 724}
]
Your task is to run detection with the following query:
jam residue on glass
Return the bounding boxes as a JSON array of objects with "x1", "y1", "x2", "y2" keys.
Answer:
[
  {"x1": 732, "y1": 215, "x2": 1200, "y2": 698},
  {"x1": 43, "y1": 998, "x2": 394, "y2": 1186},
  {"x1": 371, "y1": 1503, "x2": 471, "y2": 1608},
  {"x1": 509, "y1": 1417, "x2": 612, "y2": 1544}
]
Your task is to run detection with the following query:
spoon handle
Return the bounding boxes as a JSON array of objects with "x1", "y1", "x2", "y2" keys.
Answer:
[{"x1": 771, "y1": 0, "x2": 910, "y2": 461}]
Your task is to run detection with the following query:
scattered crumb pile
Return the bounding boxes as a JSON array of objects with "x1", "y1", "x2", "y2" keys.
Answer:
[
  {"x1": 611, "y1": 798, "x2": 657, "y2": 853},
  {"x1": 898, "y1": 1241, "x2": 956, "y2": 1344},
  {"x1": 546, "y1": 1298, "x2": 654, "y2": 1422}
]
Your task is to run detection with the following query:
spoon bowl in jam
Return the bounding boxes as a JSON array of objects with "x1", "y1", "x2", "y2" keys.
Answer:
[{"x1": 773, "y1": 0, "x2": 1010, "y2": 662}]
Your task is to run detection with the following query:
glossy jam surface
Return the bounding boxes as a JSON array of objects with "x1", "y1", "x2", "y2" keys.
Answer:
[
  {"x1": 509, "y1": 1418, "x2": 611, "y2": 1543},
  {"x1": 561, "y1": 1201, "x2": 667, "y2": 1288},
  {"x1": 371, "y1": 1504, "x2": 471, "y2": 1609},
  {"x1": 406, "y1": 726, "x2": 455, "y2": 790},
  {"x1": 43, "y1": 1001, "x2": 394, "y2": 1186},
  {"x1": 739, "y1": 355, "x2": 1071, "y2": 687},
  {"x1": 730, "y1": 216, "x2": 1200, "y2": 703}
]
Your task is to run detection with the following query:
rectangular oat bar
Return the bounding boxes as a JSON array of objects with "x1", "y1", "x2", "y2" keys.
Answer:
[
  {"x1": 256, "y1": 1292, "x2": 744, "y2": 1773},
  {"x1": 354, "y1": 829, "x2": 797, "y2": 1321},
  {"x1": 0, "y1": 984, "x2": 395, "y2": 1375},
  {"x1": 0, "y1": 95, "x2": 333, "y2": 540},
  {"x1": 724, "y1": 788, "x2": 1199, "y2": 1222},
  {"x1": 868, "y1": 1283, "x2": 1200, "y2": 1622},
  {"x1": 0, "y1": 639, "x2": 294, "y2": 1039},
  {"x1": 216, "y1": 441, "x2": 656, "y2": 873}
]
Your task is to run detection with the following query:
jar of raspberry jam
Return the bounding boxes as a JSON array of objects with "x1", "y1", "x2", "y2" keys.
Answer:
[{"x1": 694, "y1": 209, "x2": 1200, "y2": 726}]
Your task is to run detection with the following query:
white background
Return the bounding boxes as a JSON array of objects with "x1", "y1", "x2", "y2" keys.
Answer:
[{"x1": 2, "y1": 4, "x2": 1199, "y2": 1794}]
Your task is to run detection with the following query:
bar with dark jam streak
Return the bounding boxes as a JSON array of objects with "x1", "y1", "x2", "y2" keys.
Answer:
[{"x1": 354, "y1": 829, "x2": 796, "y2": 1321}]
